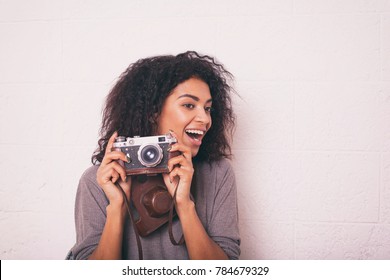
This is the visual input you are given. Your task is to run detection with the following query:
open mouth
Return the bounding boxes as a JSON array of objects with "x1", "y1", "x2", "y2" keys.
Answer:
[{"x1": 185, "y1": 129, "x2": 204, "y2": 142}]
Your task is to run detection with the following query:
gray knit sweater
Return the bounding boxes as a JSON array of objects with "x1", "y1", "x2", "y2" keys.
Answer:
[{"x1": 68, "y1": 158, "x2": 240, "y2": 260}]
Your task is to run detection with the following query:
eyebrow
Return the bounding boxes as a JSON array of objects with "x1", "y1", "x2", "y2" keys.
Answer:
[{"x1": 177, "y1": 94, "x2": 212, "y2": 103}]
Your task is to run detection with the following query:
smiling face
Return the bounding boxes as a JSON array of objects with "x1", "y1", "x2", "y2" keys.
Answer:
[{"x1": 157, "y1": 78, "x2": 212, "y2": 157}]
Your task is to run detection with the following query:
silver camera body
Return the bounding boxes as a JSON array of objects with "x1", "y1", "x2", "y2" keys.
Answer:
[{"x1": 113, "y1": 133, "x2": 177, "y2": 175}]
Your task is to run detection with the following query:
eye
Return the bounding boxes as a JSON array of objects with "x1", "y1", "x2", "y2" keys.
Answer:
[
  {"x1": 205, "y1": 106, "x2": 213, "y2": 113},
  {"x1": 183, "y1": 104, "x2": 195, "y2": 109}
]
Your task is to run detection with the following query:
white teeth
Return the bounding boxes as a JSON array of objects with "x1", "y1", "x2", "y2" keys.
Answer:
[{"x1": 185, "y1": 129, "x2": 204, "y2": 135}]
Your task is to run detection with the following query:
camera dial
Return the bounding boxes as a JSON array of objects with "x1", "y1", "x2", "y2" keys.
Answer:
[{"x1": 115, "y1": 136, "x2": 126, "y2": 142}]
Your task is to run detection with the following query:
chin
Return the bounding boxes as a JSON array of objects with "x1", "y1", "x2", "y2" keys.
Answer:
[{"x1": 191, "y1": 149, "x2": 200, "y2": 158}]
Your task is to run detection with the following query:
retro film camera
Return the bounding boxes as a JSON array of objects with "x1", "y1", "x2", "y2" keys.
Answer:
[
  {"x1": 113, "y1": 133, "x2": 179, "y2": 237},
  {"x1": 113, "y1": 133, "x2": 178, "y2": 175}
]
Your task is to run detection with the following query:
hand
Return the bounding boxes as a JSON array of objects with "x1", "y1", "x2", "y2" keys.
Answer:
[
  {"x1": 96, "y1": 131, "x2": 132, "y2": 207},
  {"x1": 162, "y1": 131, "x2": 194, "y2": 208}
]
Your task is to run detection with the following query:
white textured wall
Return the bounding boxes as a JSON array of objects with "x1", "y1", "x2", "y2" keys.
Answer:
[{"x1": 0, "y1": 0, "x2": 389, "y2": 260}]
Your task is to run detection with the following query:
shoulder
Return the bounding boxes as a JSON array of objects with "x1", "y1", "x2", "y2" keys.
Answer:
[
  {"x1": 196, "y1": 158, "x2": 234, "y2": 177},
  {"x1": 195, "y1": 158, "x2": 236, "y2": 192},
  {"x1": 75, "y1": 165, "x2": 108, "y2": 204},
  {"x1": 79, "y1": 165, "x2": 99, "y2": 184},
  {"x1": 213, "y1": 157, "x2": 234, "y2": 172},
  {"x1": 77, "y1": 165, "x2": 101, "y2": 194}
]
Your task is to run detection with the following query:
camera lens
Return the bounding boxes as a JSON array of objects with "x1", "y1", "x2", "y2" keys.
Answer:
[
  {"x1": 137, "y1": 144, "x2": 163, "y2": 167},
  {"x1": 143, "y1": 147, "x2": 157, "y2": 162}
]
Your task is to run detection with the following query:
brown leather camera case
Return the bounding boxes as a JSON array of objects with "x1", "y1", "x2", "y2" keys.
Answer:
[{"x1": 131, "y1": 174, "x2": 174, "y2": 237}]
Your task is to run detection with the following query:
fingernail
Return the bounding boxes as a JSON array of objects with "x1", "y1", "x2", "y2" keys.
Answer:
[
  {"x1": 126, "y1": 153, "x2": 131, "y2": 163},
  {"x1": 167, "y1": 146, "x2": 172, "y2": 152}
]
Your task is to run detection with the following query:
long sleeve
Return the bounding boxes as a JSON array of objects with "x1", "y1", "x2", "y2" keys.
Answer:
[
  {"x1": 195, "y1": 159, "x2": 241, "y2": 259},
  {"x1": 69, "y1": 166, "x2": 109, "y2": 260}
]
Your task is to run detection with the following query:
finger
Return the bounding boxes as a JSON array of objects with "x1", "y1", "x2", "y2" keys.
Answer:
[
  {"x1": 169, "y1": 129, "x2": 178, "y2": 141},
  {"x1": 102, "y1": 150, "x2": 128, "y2": 165},
  {"x1": 162, "y1": 173, "x2": 177, "y2": 196},
  {"x1": 99, "y1": 167, "x2": 119, "y2": 184},
  {"x1": 168, "y1": 167, "x2": 186, "y2": 183},
  {"x1": 168, "y1": 155, "x2": 193, "y2": 171},
  {"x1": 105, "y1": 131, "x2": 118, "y2": 155},
  {"x1": 108, "y1": 161, "x2": 127, "y2": 182},
  {"x1": 111, "y1": 172, "x2": 119, "y2": 184},
  {"x1": 169, "y1": 143, "x2": 192, "y2": 159},
  {"x1": 99, "y1": 161, "x2": 127, "y2": 183},
  {"x1": 97, "y1": 165, "x2": 119, "y2": 184},
  {"x1": 168, "y1": 156, "x2": 186, "y2": 172},
  {"x1": 162, "y1": 173, "x2": 171, "y2": 186},
  {"x1": 169, "y1": 168, "x2": 178, "y2": 183}
]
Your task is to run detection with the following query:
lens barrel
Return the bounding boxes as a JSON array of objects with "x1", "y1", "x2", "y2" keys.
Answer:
[{"x1": 137, "y1": 143, "x2": 163, "y2": 167}]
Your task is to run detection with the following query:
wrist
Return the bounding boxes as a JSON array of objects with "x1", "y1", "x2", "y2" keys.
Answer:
[
  {"x1": 106, "y1": 202, "x2": 127, "y2": 220},
  {"x1": 176, "y1": 199, "x2": 195, "y2": 218}
]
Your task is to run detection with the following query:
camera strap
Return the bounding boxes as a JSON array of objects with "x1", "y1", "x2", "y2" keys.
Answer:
[
  {"x1": 168, "y1": 185, "x2": 185, "y2": 246},
  {"x1": 116, "y1": 182, "x2": 144, "y2": 259}
]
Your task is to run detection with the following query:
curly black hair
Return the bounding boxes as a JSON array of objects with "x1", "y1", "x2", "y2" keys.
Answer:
[{"x1": 92, "y1": 51, "x2": 236, "y2": 164}]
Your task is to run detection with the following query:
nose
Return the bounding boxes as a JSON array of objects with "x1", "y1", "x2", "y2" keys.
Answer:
[{"x1": 195, "y1": 107, "x2": 211, "y2": 125}]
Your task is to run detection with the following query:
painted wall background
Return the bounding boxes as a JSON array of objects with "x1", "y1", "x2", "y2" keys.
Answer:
[{"x1": 0, "y1": 0, "x2": 389, "y2": 259}]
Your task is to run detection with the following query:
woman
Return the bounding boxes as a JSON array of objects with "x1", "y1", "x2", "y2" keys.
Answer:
[{"x1": 67, "y1": 51, "x2": 240, "y2": 260}]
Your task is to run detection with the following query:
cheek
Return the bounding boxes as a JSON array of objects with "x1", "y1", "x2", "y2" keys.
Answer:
[
  {"x1": 157, "y1": 110, "x2": 183, "y2": 134},
  {"x1": 170, "y1": 110, "x2": 188, "y2": 125}
]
